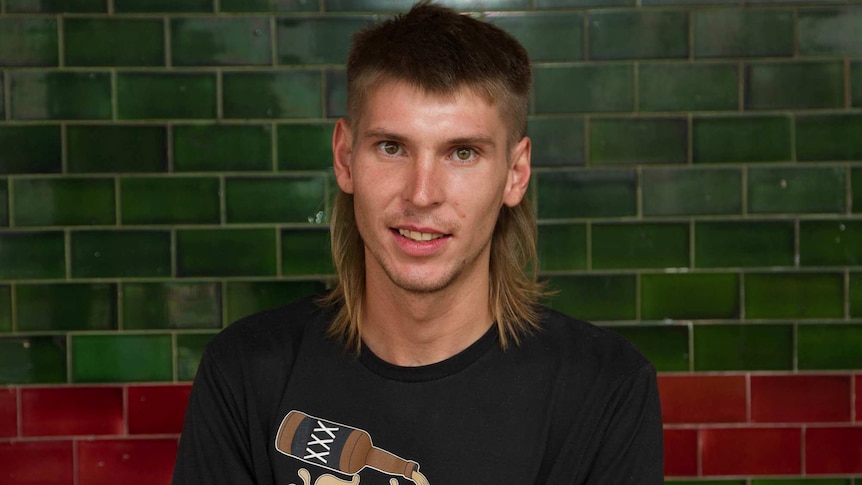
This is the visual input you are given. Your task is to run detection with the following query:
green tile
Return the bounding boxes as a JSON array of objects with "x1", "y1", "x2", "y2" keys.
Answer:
[
  {"x1": 0, "y1": 286, "x2": 10, "y2": 332},
  {"x1": 0, "y1": 72, "x2": 5, "y2": 120},
  {"x1": 748, "y1": 166, "x2": 845, "y2": 214},
  {"x1": 528, "y1": 117, "x2": 585, "y2": 167},
  {"x1": 799, "y1": 8, "x2": 862, "y2": 56},
  {"x1": 172, "y1": 17, "x2": 271, "y2": 66},
  {"x1": 665, "y1": 481, "x2": 744, "y2": 485},
  {"x1": 745, "y1": 272, "x2": 844, "y2": 319},
  {"x1": 0, "y1": 18, "x2": 58, "y2": 67},
  {"x1": 7, "y1": 0, "x2": 106, "y2": 12},
  {"x1": 281, "y1": 228, "x2": 332, "y2": 276},
  {"x1": 694, "y1": 9, "x2": 794, "y2": 58},
  {"x1": 855, "y1": 168, "x2": 862, "y2": 213},
  {"x1": 121, "y1": 177, "x2": 220, "y2": 225},
  {"x1": 695, "y1": 221, "x2": 795, "y2": 268},
  {"x1": 852, "y1": 61, "x2": 862, "y2": 107},
  {"x1": 490, "y1": 12, "x2": 583, "y2": 62},
  {"x1": 534, "y1": 65, "x2": 633, "y2": 114},
  {"x1": 17, "y1": 283, "x2": 117, "y2": 331},
  {"x1": 590, "y1": 118, "x2": 687, "y2": 165},
  {"x1": 226, "y1": 176, "x2": 326, "y2": 224},
  {"x1": 177, "y1": 332, "x2": 217, "y2": 381},
  {"x1": 118, "y1": 73, "x2": 216, "y2": 120},
  {"x1": 537, "y1": 169, "x2": 637, "y2": 218},
  {"x1": 13, "y1": 178, "x2": 115, "y2": 226},
  {"x1": 177, "y1": 229, "x2": 277, "y2": 277},
  {"x1": 277, "y1": 123, "x2": 335, "y2": 171},
  {"x1": 538, "y1": 0, "x2": 632, "y2": 8},
  {"x1": 71, "y1": 230, "x2": 171, "y2": 278},
  {"x1": 68, "y1": 125, "x2": 167, "y2": 173},
  {"x1": 174, "y1": 124, "x2": 272, "y2": 172},
  {"x1": 800, "y1": 221, "x2": 862, "y2": 266},
  {"x1": 693, "y1": 116, "x2": 792, "y2": 163},
  {"x1": 693, "y1": 324, "x2": 793, "y2": 371},
  {"x1": 0, "y1": 232, "x2": 65, "y2": 280},
  {"x1": 851, "y1": 273, "x2": 862, "y2": 318},
  {"x1": 0, "y1": 126, "x2": 62, "y2": 174},
  {"x1": 589, "y1": 11, "x2": 688, "y2": 60},
  {"x1": 0, "y1": 179, "x2": 7, "y2": 227},
  {"x1": 544, "y1": 274, "x2": 637, "y2": 321},
  {"x1": 745, "y1": 61, "x2": 844, "y2": 110},
  {"x1": 611, "y1": 325, "x2": 689, "y2": 372},
  {"x1": 639, "y1": 63, "x2": 738, "y2": 112},
  {"x1": 752, "y1": 479, "x2": 852, "y2": 485},
  {"x1": 221, "y1": 0, "x2": 318, "y2": 11},
  {"x1": 642, "y1": 0, "x2": 736, "y2": 5},
  {"x1": 325, "y1": 69, "x2": 347, "y2": 118},
  {"x1": 537, "y1": 223, "x2": 587, "y2": 271},
  {"x1": 642, "y1": 168, "x2": 742, "y2": 216},
  {"x1": 326, "y1": 0, "x2": 529, "y2": 9},
  {"x1": 72, "y1": 334, "x2": 172, "y2": 382},
  {"x1": 223, "y1": 71, "x2": 322, "y2": 119},
  {"x1": 65, "y1": 18, "x2": 164, "y2": 67},
  {"x1": 0, "y1": 336, "x2": 66, "y2": 384},
  {"x1": 123, "y1": 282, "x2": 221, "y2": 329},
  {"x1": 10, "y1": 71, "x2": 111, "y2": 120},
  {"x1": 277, "y1": 17, "x2": 370, "y2": 65},
  {"x1": 642, "y1": 273, "x2": 739, "y2": 320},
  {"x1": 592, "y1": 223, "x2": 689, "y2": 270},
  {"x1": 226, "y1": 280, "x2": 325, "y2": 322},
  {"x1": 796, "y1": 114, "x2": 862, "y2": 162},
  {"x1": 114, "y1": 0, "x2": 212, "y2": 12},
  {"x1": 798, "y1": 323, "x2": 862, "y2": 370}
]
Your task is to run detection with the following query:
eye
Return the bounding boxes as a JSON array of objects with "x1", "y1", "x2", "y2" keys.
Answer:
[
  {"x1": 452, "y1": 147, "x2": 476, "y2": 162},
  {"x1": 377, "y1": 141, "x2": 403, "y2": 156}
]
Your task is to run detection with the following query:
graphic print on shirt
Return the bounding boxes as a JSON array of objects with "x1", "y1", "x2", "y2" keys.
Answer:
[{"x1": 275, "y1": 410, "x2": 431, "y2": 485}]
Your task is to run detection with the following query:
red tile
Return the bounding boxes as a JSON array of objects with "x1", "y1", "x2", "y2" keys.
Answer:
[
  {"x1": 0, "y1": 388, "x2": 17, "y2": 437},
  {"x1": 806, "y1": 426, "x2": 862, "y2": 474},
  {"x1": 21, "y1": 386, "x2": 124, "y2": 437},
  {"x1": 663, "y1": 428, "x2": 698, "y2": 477},
  {"x1": 127, "y1": 385, "x2": 191, "y2": 435},
  {"x1": 702, "y1": 427, "x2": 802, "y2": 476},
  {"x1": 856, "y1": 375, "x2": 861, "y2": 422},
  {"x1": 0, "y1": 440, "x2": 74, "y2": 485},
  {"x1": 657, "y1": 375, "x2": 747, "y2": 424},
  {"x1": 78, "y1": 438, "x2": 178, "y2": 485},
  {"x1": 751, "y1": 374, "x2": 852, "y2": 423}
]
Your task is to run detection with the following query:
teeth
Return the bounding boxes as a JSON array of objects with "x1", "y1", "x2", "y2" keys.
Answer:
[{"x1": 398, "y1": 229, "x2": 443, "y2": 242}]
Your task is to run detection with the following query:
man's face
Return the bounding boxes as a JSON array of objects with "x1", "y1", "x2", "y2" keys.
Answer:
[{"x1": 332, "y1": 80, "x2": 531, "y2": 296}]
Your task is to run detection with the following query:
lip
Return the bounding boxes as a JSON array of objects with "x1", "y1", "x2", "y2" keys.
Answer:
[{"x1": 390, "y1": 227, "x2": 451, "y2": 257}]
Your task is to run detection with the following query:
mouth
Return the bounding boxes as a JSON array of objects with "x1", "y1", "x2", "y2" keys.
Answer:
[{"x1": 394, "y1": 228, "x2": 448, "y2": 242}]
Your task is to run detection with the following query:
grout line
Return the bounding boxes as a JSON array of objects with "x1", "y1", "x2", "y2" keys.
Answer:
[
  {"x1": 582, "y1": 13, "x2": 589, "y2": 62},
  {"x1": 846, "y1": 58, "x2": 852, "y2": 110},
  {"x1": 793, "y1": 7, "x2": 800, "y2": 60},
  {"x1": 633, "y1": 62, "x2": 639, "y2": 113},
  {"x1": 72, "y1": 437, "x2": 79, "y2": 485},
  {"x1": 794, "y1": 217, "x2": 800, "y2": 267},
  {"x1": 219, "y1": 176, "x2": 227, "y2": 225},
  {"x1": 114, "y1": 176, "x2": 121, "y2": 225},
  {"x1": 108, "y1": 0, "x2": 114, "y2": 15},
  {"x1": 10, "y1": 283, "x2": 18, "y2": 333},
  {"x1": 689, "y1": 220, "x2": 695, "y2": 269},
  {"x1": 116, "y1": 279, "x2": 124, "y2": 331},
  {"x1": 57, "y1": 15, "x2": 65, "y2": 69},
  {"x1": 635, "y1": 165, "x2": 643, "y2": 219},
  {"x1": 110, "y1": 70, "x2": 118, "y2": 121},
  {"x1": 739, "y1": 271, "x2": 746, "y2": 321},
  {"x1": 167, "y1": 123, "x2": 175, "y2": 172},
  {"x1": 3, "y1": 71, "x2": 10, "y2": 121},
  {"x1": 738, "y1": 60, "x2": 745, "y2": 112},
  {"x1": 64, "y1": 229, "x2": 71, "y2": 280},
  {"x1": 7, "y1": 175, "x2": 15, "y2": 227},
  {"x1": 745, "y1": 373, "x2": 752, "y2": 423},
  {"x1": 216, "y1": 70, "x2": 223, "y2": 120},
  {"x1": 15, "y1": 385, "x2": 22, "y2": 438},
  {"x1": 122, "y1": 385, "x2": 129, "y2": 435},
  {"x1": 271, "y1": 123, "x2": 279, "y2": 172},
  {"x1": 270, "y1": 16, "x2": 277, "y2": 67},
  {"x1": 61, "y1": 123, "x2": 68, "y2": 174},
  {"x1": 793, "y1": 322, "x2": 799, "y2": 371},
  {"x1": 741, "y1": 165, "x2": 748, "y2": 216},
  {"x1": 171, "y1": 228, "x2": 177, "y2": 278},
  {"x1": 585, "y1": 221, "x2": 592, "y2": 271},
  {"x1": 845, "y1": 268, "x2": 851, "y2": 321},
  {"x1": 164, "y1": 17, "x2": 172, "y2": 68},
  {"x1": 172, "y1": 331, "x2": 179, "y2": 381},
  {"x1": 276, "y1": 226, "x2": 283, "y2": 277},
  {"x1": 686, "y1": 113, "x2": 693, "y2": 165},
  {"x1": 220, "y1": 280, "x2": 228, "y2": 328}
]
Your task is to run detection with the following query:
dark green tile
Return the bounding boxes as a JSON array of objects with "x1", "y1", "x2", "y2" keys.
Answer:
[
  {"x1": 277, "y1": 17, "x2": 370, "y2": 65},
  {"x1": 748, "y1": 166, "x2": 845, "y2": 214},
  {"x1": 752, "y1": 479, "x2": 852, "y2": 485},
  {"x1": 800, "y1": 221, "x2": 862, "y2": 266},
  {"x1": 537, "y1": 223, "x2": 587, "y2": 271},
  {"x1": 221, "y1": 0, "x2": 318, "y2": 11},
  {"x1": 852, "y1": 61, "x2": 862, "y2": 107},
  {"x1": 118, "y1": 73, "x2": 216, "y2": 120},
  {"x1": 538, "y1": 0, "x2": 632, "y2": 8},
  {"x1": 65, "y1": 18, "x2": 164, "y2": 67},
  {"x1": 855, "y1": 168, "x2": 862, "y2": 213},
  {"x1": 10, "y1": 71, "x2": 111, "y2": 120},
  {"x1": 8, "y1": 0, "x2": 106, "y2": 12},
  {"x1": 590, "y1": 118, "x2": 687, "y2": 165},
  {"x1": 223, "y1": 71, "x2": 322, "y2": 119},
  {"x1": 68, "y1": 125, "x2": 167, "y2": 173},
  {"x1": 799, "y1": 8, "x2": 862, "y2": 56},
  {"x1": 611, "y1": 325, "x2": 689, "y2": 372},
  {"x1": 695, "y1": 221, "x2": 795, "y2": 268},
  {"x1": 281, "y1": 228, "x2": 332, "y2": 275},
  {"x1": 544, "y1": 274, "x2": 637, "y2": 321},
  {"x1": 666, "y1": 482, "x2": 745, "y2": 485},
  {"x1": 0, "y1": 232, "x2": 65, "y2": 280},
  {"x1": 326, "y1": 0, "x2": 529, "y2": 9},
  {"x1": 745, "y1": 61, "x2": 844, "y2": 110},
  {"x1": 123, "y1": 282, "x2": 221, "y2": 329},
  {"x1": 13, "y1": 178, "x2": 115, "y2": 226},
  {"x1": 592, "y1": 223, "x2": 689, "y2": 270},
  {"x1": 589, "y1": 11, "x2": 688, "y2": 60},
  {"x1": 798, "y1": 323, "x2": 862, "y2": 370},
  {"x1": 694, "y1": 324, "x2": 793, "y2": 371},
  {"x1": 177, "y1": 332, "x2": 217, "y2": 381},
  {"x1": 226, "y1": 280, "x2": 325, "y2": 322},
  {"x1": 693, "y1": 116, "x2": 792, "y2": 163},
  {"x1": 537, "y1": 169, "x2": 637, "y2": 218},
  {"x1": 851, "y1": 273, "x2": 862, "y2": 318},
  {"x1": 72, "y1": 334, "x2": 172, "y2": 382},
  {"x1": 0, "y1": 286, "x2": 11, "y2": 332},
  {"x1": 0, "y1": 179, "x2": 7, "y2": 227},
  {"x1": 17, "y1": 283, "x2": 116, "y2": 331},
  {"x1": 325, "y1": 69, "x2": 347, "y2": 118},
  {"x1": 277, "y1": 123, "x2": 335, "y2": 171},
  {"x1": 71, "y1": 230, "x2": 171, "y2": 278},
  {"x1": 0, "y1": 336, "x2": 66, "y2": 384},
  {"x1": 642, "y1": 0, "x2": 736, "y2": 5},
  {"x1": 490, "y1": 12, "x2": 583, "y2": 62},
  {"x1": 121, "y1": 177, "x2": 220, "y2": 225},
  {"x1": 694, "y1": 9, "x2": 794, "y2": 58},
  {"x1": 796, "y1": 114, "x2": 862, "y2": 162},
  {"x1": 0, "y1": 72, "x2": 5, "y2": 120},
  {"x1": 0, "y1": 18, "x2": 58, "y2": 67},
  {"x1": 642, "y1": 273, "x2": 739, "y2": 320},
  {"x1": 639, "y1": 63, "x2": 738, "y2": 112},
  {"x1": 172, "y1": 17, "x2": 271, "y2": 66},
  {"x1": 745, "y1": 272, "x2": 844, "y2": 319},
  {"x1": 114, "y1": 0, "x2": 212, "y2": 12},
  {"x1": 226, "y1": 176, "x2": 326, "y2": 224},
  {"x1": 0, "y1": 126, "x2": 61, "y2": 174},
  {"x1": 528, "y1": 117, "x2": 585, "y2": 167},
  {"x1": 643, "y1": 168, "x2": 741, "y2": 216},
  {"x1": 174, "y1": 124, "x2": 272, "y2": 172},
  {"x1": 534, "y1": 65, "x2": 633, "y2": 114},
  {"x1": 177, "y1": 229, "x2": 277, "y2": 277}
]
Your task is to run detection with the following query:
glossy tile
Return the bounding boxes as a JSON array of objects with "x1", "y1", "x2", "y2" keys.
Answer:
[
  {"x1": 639, "y1": 62, "x2": 738, "y2": 112},
  {"x1": 0, "y1": 388, "x2": 15, "y2": 437},
  {"x1": 798, "y1": 8, "x2": 862, "y2": 56},
  {"x1": 702, "y1": 427, "x2": 802, "y2": 475},
  {"x1": 800, "y1": 221, "x2": 862, "y2": 266},
  {"x1": 611, "y1": 325, "x2": 690, "y2": 371},
  {"x1": 537, "y1": 223, "x2": 588, "y2": 271},
  {"x1": 72, "y1": 334, "x2": 173, "y2": 382},
  {"x1": 534, "y1": 65, "x2": 633, "y2": 114},
  {"x1": 592, "y1": 223, "x2": 689, "y2": 269},
  {"x1": 123, "y1": 282, "x2": 221, "y2": 329},
  {"x1": 117, "y1": 73, "x2": 216, "y2": 120},
  {"x1": 527, "y1": 117, "x2": 585, "y2": 167},
  {"x1": 0, "y1": 18, "x2": 59, "y2": 66},
  {"x1": 173, "y1": 124, "x2": 272, "y2": 171},
  {"x1": 10, "y1": 71, "x2": 111, "y2": 120},
  {"x1": 325, "y1": 69, "x2": 347, "y2": 118},
  {"x1": 693, "y1": 324, "x2": 794, "y2": 371},
  {"x1": 489, "y1": 12, "x2": 584, "y2": 62},
  {"x1": 77, "y1": 438, "x2": 178, "y2": 485},
  {"x1": 0, "y1": 231, "x2": 65, "y2": 280},
  {"x1": 796, "y1": 114, "x2": 862, "y2": 161},
  {"x1": 65, "y1": 18, "x2": 164, "y2": 67},
  {"x1": 21, "y1": 387, "x2": 123, "y2": 436},
  {"x1": 588, "y1": 11, "x2": 688, "y2": 60},
  {"x1": 589, "y1": 118, "x2": 687, "y2": 165},
  {"x1": 694, "y1": 8, "x2": 794, "y2": 58},
  {"x1": 8, "y1": 0, "x2": 106, "y2": 12},
  {"x1": 68, "y1": 125, "x2": 167, "y2": 173},
  {"x1": 852, "y1": 273, "x2": 862, "y2": 318},
  {"x1": 325, "y1": 0, "x2": 530, "y2": 10},
  {"x1": 115, "y1": 0, "x2": 212, "y2": 11},
  {"x1": 663, "y1": 429, "x2": 698, "y2": 477},
  {"x1": 0, "y1": 125, "x2": 62, "y2": 174},
  {"x1": 658, "y1": 375, "x2": 747, "y2": 423},
  {"x1": 13, "y1": 178, "x2": 115, "y2": 226},
  {"x1": 0, "y1": 336, "x2": 67, "y2": 384},
  {"x1": 71, "y1": 230, "x2": 171, "y2": 278},
  {"x1": 693, "y1": 115, "x2": 792, "y2": 163},
  {"x1": 177, "y1": 229, "x2": 277, "y2": 277},
  {"x1": 0, "y1": 441, "x2": 73, "y2": 485},
  {"x1": 0, "y1": 73, "x2": 5, "y2": 120},
  {"x1": 0, "y1": 286, "x2": 10, "y2": 332},
  {"x1": 223, "y1": 71, "x2": 322, "y2": 119},
  {"x1": 277, "y1": 17, "x2": 370, "y2": 65},
  {"x1": 642, "y1": 167, "x2": 741, "y2": 216},
  {"x1": 751, "y1": 375, "x2": 851, "y2": 423},
  {"x1": 745, "y1": 61, "x2": 844, "y2": 110},
  {"x1": 176, "y1": 332, "x2": 216, "y2": 381},
  {"x1": 695, "y1": 220, "x2": 795, "y2": 268},
  {"x1": 805, "y1": 427, "x2": 862, "y2": 474},
  {"x1": 746, "y1": 273, "x2": 843, "y2": 319},
  {"x1": 225, "y1": 280, "x2": 325, "y2": 322},
  {"x1": 17, "y1": 283, "x2": 117, "y2": 331},
  {"x1": 281, "y1": 228, "x2": 333, "y2": 275},
  {"x1": 120, "y1": 177, "x2": 221, "y2": 225},
  {"x1": 127, "y1": 385, "x2": 191, "y2": 434},
  {"x1": 277, "y1": 122, "x2": 335, "y2": 171},
  {"x1": 537, "y1": 169, "x2": 637, "y2": 218},
  {"x1": 544, "y1": 274, "x2": 637, "y2": 321},
  {"x1": 854, "y1": 168, "x2": 862, "y2": 213},
  {"x1": 852, "y1": 61, "x2": 862, "y2": 107},
  {"x1": 226, "y1": 176, "x2": 326, "y2": 223},
  {"x1": 172, "y1": 17, "x2": 271, "y2": 66},
  {"x1": 221, "y1": 0, "x2": 319, "y2": 11},
  {"x1": 641, "y1": 273, "x2": 739, "y2": 320},
  {"x1": 747, "y1": 166, "x2": 846, "y2": 214},
  {"x1": 798, "y1": 324, "x2": 862, "y2": 370}
]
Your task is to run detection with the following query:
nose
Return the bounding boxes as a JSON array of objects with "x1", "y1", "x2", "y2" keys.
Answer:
[{"x1": 402, "y1": 153, "x2": 444, "y2": 208}]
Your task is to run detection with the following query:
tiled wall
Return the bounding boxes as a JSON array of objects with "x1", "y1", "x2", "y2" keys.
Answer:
[{"x1": 0, "y1": 0, "x2": 860, "y2": 483}]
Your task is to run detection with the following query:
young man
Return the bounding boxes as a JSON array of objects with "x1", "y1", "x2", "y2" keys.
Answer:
[{"x1": 173, "y1": 3, "x2": 663, "y2": 484}]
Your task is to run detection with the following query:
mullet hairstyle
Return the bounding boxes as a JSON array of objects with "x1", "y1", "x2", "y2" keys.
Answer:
[{"x1": 321, "y1": 1, "x2": 546, "y2": 352}]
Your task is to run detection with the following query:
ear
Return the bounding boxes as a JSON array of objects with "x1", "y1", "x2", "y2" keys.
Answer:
[
  {"x1": 332, "y1": 118, "x2": 355, "y2": 194},
  {"x1": 502, "y1": 136, "x2": 531, "y2": 207}
]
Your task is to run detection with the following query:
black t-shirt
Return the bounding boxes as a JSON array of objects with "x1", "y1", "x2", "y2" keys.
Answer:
[{"x1": 172, "y1": 296, "x2": 663, "y2": 485}]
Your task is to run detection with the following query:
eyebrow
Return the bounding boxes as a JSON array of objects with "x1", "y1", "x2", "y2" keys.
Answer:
[{"x1": 362, "y1": 129, "x2": 497, "y2": 149}]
